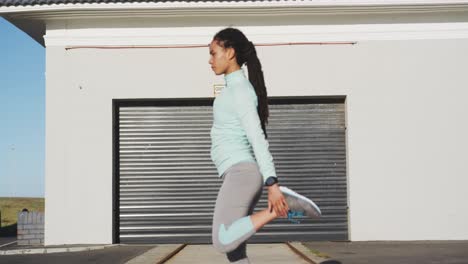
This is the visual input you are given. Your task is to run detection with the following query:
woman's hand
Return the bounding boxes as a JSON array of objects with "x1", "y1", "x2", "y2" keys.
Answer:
[{"x1": 268, "y1": 184, "x2": 289, "y2": 217}]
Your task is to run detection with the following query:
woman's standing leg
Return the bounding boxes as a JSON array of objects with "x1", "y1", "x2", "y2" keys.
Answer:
[
  {"x1": 212, "y1": 162, "x2": 263, "y2": 261},
  {"x1": 225, "y1": 178, "x2": 264, "y2": 263}
]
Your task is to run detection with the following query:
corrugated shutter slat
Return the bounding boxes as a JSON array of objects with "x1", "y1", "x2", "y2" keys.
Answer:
[{"x1": 118, "y1": 101, "x2": 348, "y2": 243}]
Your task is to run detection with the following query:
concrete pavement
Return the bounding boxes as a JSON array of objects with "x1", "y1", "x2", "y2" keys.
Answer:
[
  {"x1": 0, "y1": 242, "x2": 325, "y2": 264},
  {"x1": 0, "y1": 244, "x2": 154, "y2": 264},
  {"x1": 164, "y1": 243, "x2": 316, "y2": 264},
  {"x1": 303, "y1": 241, "x2": 468, "y2": 264},
  {"x1": 1, "y1": 240, "x2": 468, "y2": 263}
]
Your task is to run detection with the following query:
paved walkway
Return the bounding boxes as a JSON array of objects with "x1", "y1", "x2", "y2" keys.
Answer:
[
  {"x1": 1, "y1": 242, "x2": 323, "y2": 264},
  {"x1": 2, "y1": 240, "x2": 468, "y2": 264},
  {"x1": 165, "y1": 244, "x2": 311, "y2": 264}
]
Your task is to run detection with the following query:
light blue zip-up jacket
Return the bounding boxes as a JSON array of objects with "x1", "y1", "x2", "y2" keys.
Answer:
[{"x1": 210, "y1": 68, "x2": 277, "y2": 184}]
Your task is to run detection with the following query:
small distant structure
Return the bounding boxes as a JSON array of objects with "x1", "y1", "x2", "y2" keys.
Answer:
[{"x1": 17, "y1": 211, "x2": 44, "y2": 246}]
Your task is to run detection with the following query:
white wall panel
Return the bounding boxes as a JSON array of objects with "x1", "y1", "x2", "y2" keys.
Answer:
[{"x1": 45, "y1": 20, "x2": 468, "y2": 244}]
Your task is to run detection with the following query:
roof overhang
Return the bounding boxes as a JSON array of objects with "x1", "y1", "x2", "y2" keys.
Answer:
[{"x1": 2, "y1": 0, "x2": 468, "y2": 47}]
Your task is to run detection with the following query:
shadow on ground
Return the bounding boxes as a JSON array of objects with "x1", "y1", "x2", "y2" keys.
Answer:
[{"x1": 0, "y1": 223, "x2": 17, "y2": 237}]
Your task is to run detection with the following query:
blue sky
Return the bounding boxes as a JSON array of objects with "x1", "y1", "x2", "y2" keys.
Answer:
[{"x1": 0, "y1": 17, "x2": 45, "y2": 198}]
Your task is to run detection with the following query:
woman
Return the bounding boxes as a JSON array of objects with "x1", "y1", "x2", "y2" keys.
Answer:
[{"x1": 209, "y1": 27, "x2": 321, "y2": 264}]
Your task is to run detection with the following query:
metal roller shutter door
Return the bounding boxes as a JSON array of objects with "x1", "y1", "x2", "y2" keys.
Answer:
[{"x1": 115, "y1": 98, "x2": 348, "y2": 243}]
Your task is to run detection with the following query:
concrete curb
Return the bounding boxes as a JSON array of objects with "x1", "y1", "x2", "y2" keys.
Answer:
[
  {"x1": 0, "y1": 244, "x2": 120, "y2": 255},
  {"x1": 289, "y1": 242, "x2": 331, "y2": 264}
]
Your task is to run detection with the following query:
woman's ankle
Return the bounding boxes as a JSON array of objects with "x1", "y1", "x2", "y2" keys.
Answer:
[{"x1": 250, "y1": 208, "x2": 279, "y2": 231}]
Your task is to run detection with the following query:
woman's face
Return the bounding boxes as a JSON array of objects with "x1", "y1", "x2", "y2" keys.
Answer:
[{"x1": 209, "y1": 40, "x2": 234, "y2": 75}]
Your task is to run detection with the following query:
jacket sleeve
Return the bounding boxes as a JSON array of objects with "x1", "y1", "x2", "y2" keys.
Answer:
[{"x1": 232, "y1": 82, "x2": 277, "y2": 184}]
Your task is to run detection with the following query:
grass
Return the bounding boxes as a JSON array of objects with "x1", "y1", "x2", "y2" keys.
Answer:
[{"x1": 0, "y1": 197, "x2": 44, "y2": 236}]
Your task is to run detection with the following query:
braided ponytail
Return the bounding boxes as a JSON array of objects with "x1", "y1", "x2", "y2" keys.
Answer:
[
  {"x1": 245, "y1": 42, "x2": 269, "y2": 139},
  {"x1": 213, "y1": 29, "x2": 270, "y2": 139}
]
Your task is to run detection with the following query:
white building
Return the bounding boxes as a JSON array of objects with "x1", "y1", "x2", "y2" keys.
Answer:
[{"x1": 1, "y1": 0, "x2": 468, "y2": 246}]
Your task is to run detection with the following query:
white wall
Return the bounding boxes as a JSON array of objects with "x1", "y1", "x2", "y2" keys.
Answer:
[{"x1": 44, "y1": 16, "x2": 468, "y2": 245}]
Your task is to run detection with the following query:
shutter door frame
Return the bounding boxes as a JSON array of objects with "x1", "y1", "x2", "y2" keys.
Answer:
[{"x1": 112, "y1": 96, "x2": 348, "y2": 244}]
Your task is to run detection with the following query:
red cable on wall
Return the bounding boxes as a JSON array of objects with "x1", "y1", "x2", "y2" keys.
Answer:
[{"x1": 65, "y1": 41, "x2": 357, "y2": 50}]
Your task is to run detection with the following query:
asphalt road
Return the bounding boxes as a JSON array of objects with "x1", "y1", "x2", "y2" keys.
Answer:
[
  {"x1": 0, "y1": 244, "x2": 154, "y2": 264},
  {"x1": 303, "y1": 241, "x2": 468, "y2": 264},
  {"x1": 2, "y1": 240, "x2": 468, "y2": 264},
  {"x1": 0, "y1": 237, "x2": 16, "y2": 249}
]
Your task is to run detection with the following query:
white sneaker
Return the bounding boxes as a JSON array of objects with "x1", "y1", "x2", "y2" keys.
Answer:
[{"x1": 280, "y1": 186, "x2": 322, "y2": 219}]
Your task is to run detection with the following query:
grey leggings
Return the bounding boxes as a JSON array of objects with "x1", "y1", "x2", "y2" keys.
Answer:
[{"x1": 212, "y1": 161, "x2": 264, "y2": 263}]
